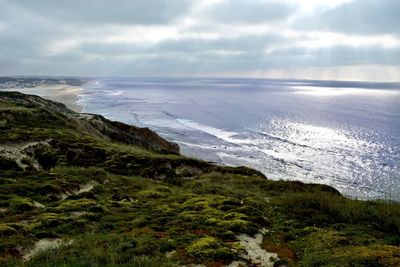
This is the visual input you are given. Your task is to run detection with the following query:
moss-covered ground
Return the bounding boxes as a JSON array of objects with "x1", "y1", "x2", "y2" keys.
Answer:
[{"x1": 0, "y1": 92, "x2": 399, "y2": 266}]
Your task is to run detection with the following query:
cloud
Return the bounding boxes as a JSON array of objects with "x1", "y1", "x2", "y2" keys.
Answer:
[
  {"x1": 267, "y1": 45, "x2": 400, "y2": 67},
  {"x1": 0, "y1": 0, "x2": 399, "y2": 81},
  {"x1": 68, "y1": 43, "x2": 400, "y2": 75},
  {"x1": 295, "y1": 0, "x2": 400, "y2": 35},
  {"x1": 203, "y1": 0, "x2": 297, "y2": 24},
  {"x1": 4, "y1": 0, "x2": 194, "y2": 25},
  {"x1": 154, "y1": 33, "x2": 288, "y2": 53}
]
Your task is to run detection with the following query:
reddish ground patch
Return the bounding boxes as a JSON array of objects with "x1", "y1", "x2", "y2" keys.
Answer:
[
  {"x1": 262, "y1": 240, "x2": 296, "y2": 261},
  {"x1": 190, "y1": 229, "x2": 212, "y2": 235},
  {"x1": 153, "y1": 231, "x2": 168, "y2": 238}
]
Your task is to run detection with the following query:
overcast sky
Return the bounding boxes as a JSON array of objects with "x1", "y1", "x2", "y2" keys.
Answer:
[{"x1": 0, "y1": 0, "x2": 399, "y2": 81}]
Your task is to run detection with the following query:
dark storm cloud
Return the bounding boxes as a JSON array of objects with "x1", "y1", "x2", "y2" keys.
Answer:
[
  {"x1": 204, "y1": 0, "x2": 297, "y2": 24},
  {"x1": 295, "y1": 0, "x2": 400, "y2": 35}
]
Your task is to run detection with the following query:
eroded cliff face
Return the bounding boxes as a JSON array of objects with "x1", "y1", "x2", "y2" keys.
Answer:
[
  {"x1": 84, "y1": 116, "x2": 180, "y2": 154},
  {"x1": 0, "y1": 91, "x2": 179, "y2": 155}
]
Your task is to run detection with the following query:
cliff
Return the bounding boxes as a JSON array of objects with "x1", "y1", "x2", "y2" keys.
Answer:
[
  {"x1": 0, "y1": 91, "x2": 399, "y2": 267},
  {"x1": 0, "y1": 92, "x2": 179, "y2": 155}
]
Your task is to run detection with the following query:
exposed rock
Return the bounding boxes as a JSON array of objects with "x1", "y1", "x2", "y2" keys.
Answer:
[
  {"x1": 0, "y1": 91, "x2": 179, "y2": 154},
  {"x1": 236, "y1": 230, "x2": 278, "y2": 267},
  {"x1": 23, "y1": 239, "x2": 73, "y2": 261},
  {"x1": 0, "y1": 140, "x2": 52, "y2": 171},
  {"x1": 59, "y1": 180, "x2": 99, "y2": 200}
]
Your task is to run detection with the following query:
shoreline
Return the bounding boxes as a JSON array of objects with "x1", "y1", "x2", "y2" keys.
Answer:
[
  {"x1": 44, "y1": 85, "x2": 83, "y2": 112},
  {"x1": 0, "y1": 85, "x2": 83, "y2": 112}
]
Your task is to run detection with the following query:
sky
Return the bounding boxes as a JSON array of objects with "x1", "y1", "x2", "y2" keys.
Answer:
[{"x1": 0, "y1": 0, "x2": 399, "y2": 81}]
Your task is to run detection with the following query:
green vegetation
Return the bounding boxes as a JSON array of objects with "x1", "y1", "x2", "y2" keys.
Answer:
[{"x1": 0, "y1": 92, "x2": 399, "y2": 266}]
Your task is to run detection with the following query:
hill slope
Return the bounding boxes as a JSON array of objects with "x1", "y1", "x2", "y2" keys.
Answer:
[{"x1": 0, "y1": 92, "x2": 399, "y2": 267}]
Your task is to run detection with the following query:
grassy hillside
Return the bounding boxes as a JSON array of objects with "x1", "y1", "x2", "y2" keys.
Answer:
[{"x1": 0, "y1": 92, "x2": 399, "y2": 267}]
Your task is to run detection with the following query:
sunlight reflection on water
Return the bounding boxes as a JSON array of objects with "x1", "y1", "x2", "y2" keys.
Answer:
[{"x1": 292, "y1": 86, "x2": 400, "y2": 96}]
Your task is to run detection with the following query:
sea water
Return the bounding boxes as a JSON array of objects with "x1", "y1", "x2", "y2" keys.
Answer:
[{"x1": 77, "y1": 77, "x2": 400, "y2": 200}]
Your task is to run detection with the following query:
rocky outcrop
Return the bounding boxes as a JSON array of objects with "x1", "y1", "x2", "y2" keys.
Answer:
[
  {"x1": 0, "y1": 91, "x2": 179, "y2": 154},
  {"x1": 79, "y1": 114, "x2": 179, "y2": 154}
]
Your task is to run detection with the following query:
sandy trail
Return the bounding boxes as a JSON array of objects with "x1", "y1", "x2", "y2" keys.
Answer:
[
  {"x1": 229, "y1": 229, "x2": 278, "y2": 267},
  {"x1": 59, "y1": 180, "x2": 99, "y2": 200}
]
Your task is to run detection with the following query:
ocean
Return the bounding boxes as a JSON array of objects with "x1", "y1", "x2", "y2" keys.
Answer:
[{"x1": 77, "y1": 77, "x2": 400, "y2": 200}]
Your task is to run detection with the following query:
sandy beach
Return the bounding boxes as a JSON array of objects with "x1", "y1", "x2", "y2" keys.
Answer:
[
  {"x1": 43, "y1": 85, "x2": 83, "y2": 112},
  {"x1": 1, "y1": 85, "x2": 83, "y2": 112}
]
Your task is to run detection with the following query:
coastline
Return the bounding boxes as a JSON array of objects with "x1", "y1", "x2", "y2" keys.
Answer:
[
  {"x1": 44, "y1": 85, "x2": 83, "y2": 112},
  {"x1": 0, "y1": 85, "x2": 83, "y2": 112},
  {"x1": 0, "y1": 91, "x2": 399, "y2": 266}
]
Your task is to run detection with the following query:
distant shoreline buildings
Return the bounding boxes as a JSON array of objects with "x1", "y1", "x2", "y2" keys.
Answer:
[{"x1": 0, "y1": 77, "x2": 82, "y2": 89}]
